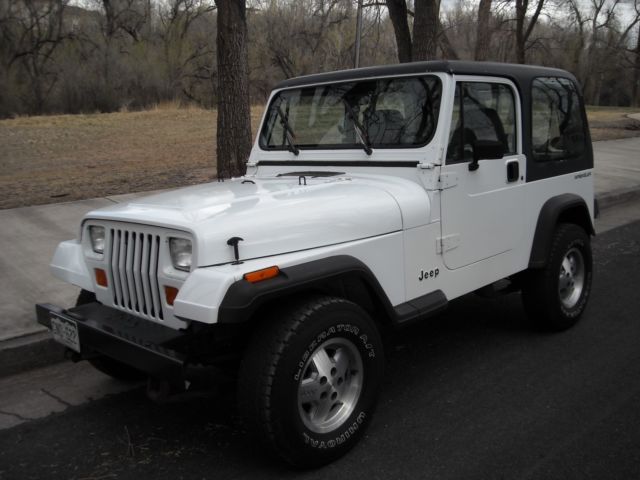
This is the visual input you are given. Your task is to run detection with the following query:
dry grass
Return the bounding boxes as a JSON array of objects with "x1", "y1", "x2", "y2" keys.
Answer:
[
  {"x1": 0, "y1": 105, "x2": 264, "y2": 209},
  {"x1": 586, "y1": 106, "x2": 640, "y2": 142},
  {"x1": 0, "y1": 105, "x2": 638, "y2": 210}
]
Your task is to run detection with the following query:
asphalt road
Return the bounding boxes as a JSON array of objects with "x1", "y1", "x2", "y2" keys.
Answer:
[{"x1": 1, "y1": 220, "x2": 639, "y2": 480}]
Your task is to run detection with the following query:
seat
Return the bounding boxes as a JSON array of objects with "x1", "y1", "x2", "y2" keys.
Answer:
[{"x1": 365, "y1": 109, "x2": 405, "y2": 145}]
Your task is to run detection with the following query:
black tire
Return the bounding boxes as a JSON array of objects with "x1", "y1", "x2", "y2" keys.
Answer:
[
  {"x1": 238, "y1": 295, "x2": 384, "y2": 468},
  {"x1": 76, "y1": 289, "x2": 146, "y2": 382},
  {"x1": 522, "y1": 223, "x2": 593, "y2": 331}
]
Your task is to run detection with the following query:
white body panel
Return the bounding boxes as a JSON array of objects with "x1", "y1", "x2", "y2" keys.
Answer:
[
  {"x1": 174, "y1": 232, "x2": 405, "y2": 324},
  {"x1": 85, "y1": 176, "x2": 410, "y2": 266},
  {"x1": 49, "y1": 70, "x2": 594, "y2": 330},
  {"x1": 50, "y1": 240, "x2": 93, "y2": 292}
]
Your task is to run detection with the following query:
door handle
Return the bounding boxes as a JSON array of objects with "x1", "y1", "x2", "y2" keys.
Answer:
[{"x1": 507, "y1": 161, "x2": 519, "y2": 183}]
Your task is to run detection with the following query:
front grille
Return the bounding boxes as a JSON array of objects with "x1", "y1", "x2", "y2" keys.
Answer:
[{"x1": 108, "y1": 228, "x2": 164, "y2": 321}]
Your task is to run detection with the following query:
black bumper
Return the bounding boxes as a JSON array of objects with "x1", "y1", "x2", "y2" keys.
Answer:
[{"x1": 36, "y1": 302, "x2": 187, "y2": 386}]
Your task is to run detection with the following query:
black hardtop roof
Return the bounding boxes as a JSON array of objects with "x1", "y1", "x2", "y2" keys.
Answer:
[{"x1": 274, "y1": 60, "x2": 577, "y2": 90}]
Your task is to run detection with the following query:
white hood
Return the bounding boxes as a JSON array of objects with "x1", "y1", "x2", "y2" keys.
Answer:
[{"x1": 85, "y1": 174, "x2": 429, "y2": 266}]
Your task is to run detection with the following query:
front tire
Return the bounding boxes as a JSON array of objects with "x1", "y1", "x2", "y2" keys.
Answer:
[
  {"x1": 238, "y1": 296, "x2": 384, "y2": 468},
  {"x1": 522, "y1": 223, "x2": 593, "y2": 331}
]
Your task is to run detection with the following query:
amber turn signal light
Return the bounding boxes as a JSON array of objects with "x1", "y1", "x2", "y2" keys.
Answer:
[
  {"x1": 94, "y1": 268, "x2": 108, "y2": 287},
  {"x1": 243, "y1": 266, "x2": 280, "y2": 283},
  {"x1": 164, "y1": 286, "x2": 179, "y2": 306}
]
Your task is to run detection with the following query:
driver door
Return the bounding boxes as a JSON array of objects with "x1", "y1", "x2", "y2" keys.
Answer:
[{"x1": 439, "y1": 77, "x2": 525, "y2": 270}]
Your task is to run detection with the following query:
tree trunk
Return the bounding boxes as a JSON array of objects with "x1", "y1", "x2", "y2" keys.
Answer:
[
  {"x1": 514, "y1": 0, "x2": 544, "y2": 64},
  {"x1": 514, "y1": 0, "x2": 527, "y2": 63},
  {"x1": 633, "y1": 24, "x2": 640, "y2": 107},
  {"x1": 474, "y1": 0, "x2": 492, "y2": 61},
  {"x1": 385, "y1": 0, "x2": 412, "y2": 62},
  {"x1": 214, "y1": 0, "x2": 252, "y2": 179},
  {"x1": 413, "y1": 0, "x2": 439, "y2": 61}
]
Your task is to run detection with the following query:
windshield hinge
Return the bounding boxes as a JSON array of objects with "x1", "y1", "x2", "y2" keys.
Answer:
[{"x1": 418, "y1": 162, "x2": 441, "y2": 170}]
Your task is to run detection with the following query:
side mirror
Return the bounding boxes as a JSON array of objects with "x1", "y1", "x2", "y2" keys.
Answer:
[{"x1": 469, "y1": 140, "x2": 504, "y2": 171}]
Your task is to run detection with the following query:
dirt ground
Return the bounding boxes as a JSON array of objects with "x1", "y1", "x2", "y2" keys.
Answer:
[
  {"x1": 587, "y1": 106, "x2": 640, "y2": 141},
  {"x1": 0, "y1": 105, "x2": 638, "y2": 209},
  {"x1": 0, "y1": 105, "x2": 264, "y2": 209}
]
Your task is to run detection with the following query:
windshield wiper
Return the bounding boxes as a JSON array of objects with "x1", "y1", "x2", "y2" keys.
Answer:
[
  {"x1": 341, "y1": 98, "x2": 372, "y2": 155},
  {"x1": 276, "y1": 105, "x2": 299, "y2": 156}
]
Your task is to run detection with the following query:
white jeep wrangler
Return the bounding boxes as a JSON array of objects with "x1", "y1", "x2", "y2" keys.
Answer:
[{"x1": 37, "y1": 61, "x2": 595, "y2": 467}]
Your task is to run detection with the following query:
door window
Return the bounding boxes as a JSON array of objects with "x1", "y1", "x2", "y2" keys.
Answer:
[{"x1": 446, "y1": 82, "x2": 516, "y2": 163}]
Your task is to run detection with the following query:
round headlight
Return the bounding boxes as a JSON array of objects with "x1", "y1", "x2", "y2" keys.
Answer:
[
  {"x1": 169, "y1": 237, "x2": 192, "y2": 272},
  {"x1": 89, "y1": 226, "x2": 105, "y2": 254}
]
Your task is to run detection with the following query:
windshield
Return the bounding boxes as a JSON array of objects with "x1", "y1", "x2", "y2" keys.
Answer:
[{"x1": 259, "y1": 76, "x2": 442, "y2": 151}]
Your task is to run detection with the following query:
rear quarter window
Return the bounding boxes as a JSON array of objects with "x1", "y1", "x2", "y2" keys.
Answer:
[{"x1": 531, "y1": 77, "x2": 586, "y2": 162}]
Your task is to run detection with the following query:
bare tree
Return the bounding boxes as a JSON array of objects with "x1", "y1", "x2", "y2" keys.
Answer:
[
  {"x1": 386, "y1": 0, "x2": 457, "y2": 62},
  {"x1": 413, "y1": 0, "x2": 440, "y2": 60},
  {"x1": 159, "y1": 0, "x2": 216, "y2": 103},
  {"x1": 634, "y1": 22, "x2": 640, "y2": 106},
  {"x1": 514, "y1": 0, "x2": 545, "y2": 63},
  {"x1": 1, "y1": 0, "x2": 70, "y2": 113},
  {"x1": 475, "y1": 0, "x2": 492, "y2": 60},
  {"x1": 214, "y1": 0, "x2": 252, "y2": 178},
  {"x1": 385, "y1": 0, "x2": 412, "y2": 62}
]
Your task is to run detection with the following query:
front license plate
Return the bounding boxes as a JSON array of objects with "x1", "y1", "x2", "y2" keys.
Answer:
[{"x1": 50, "y1": 314, "x2": 80, "y2": 353}]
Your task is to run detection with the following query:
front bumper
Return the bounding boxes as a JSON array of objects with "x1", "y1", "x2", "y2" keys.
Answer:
[{"x1": 36, "y1": 302, "x2": 187, "y2": 386}]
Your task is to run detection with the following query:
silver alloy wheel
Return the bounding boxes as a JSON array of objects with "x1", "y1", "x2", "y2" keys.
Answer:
[
  {"x1": 558, "y1": 247, "x2": 585, "y2": 309},
  {"x1": 297, "y1": 338, "x2": 364, "y2": 434}
]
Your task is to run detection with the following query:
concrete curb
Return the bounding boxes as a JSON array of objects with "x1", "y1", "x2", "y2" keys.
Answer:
[
  {"x1": 597, "y1": 186, "x2": 640, "y2": 211},
  {"x1": 0, "y1": 331, "x2": 63, "y2": 378},
  {"x1": 1, "y1": 186, "x2": 639, "y2": 379}
]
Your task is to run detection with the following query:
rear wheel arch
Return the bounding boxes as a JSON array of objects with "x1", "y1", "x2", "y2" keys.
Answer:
[
  {"x1": 529, "y1": 194, "x2": 594, "y2": 269},
  {"x1": 523, "y1": 222, "x2": 593, "y2": 330}
]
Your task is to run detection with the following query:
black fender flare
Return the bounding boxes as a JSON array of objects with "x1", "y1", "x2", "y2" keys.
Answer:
[
  {"x1": 528, "y1": 193, "x2": 595, "y2": 269},
  {"x1": 217, "y1": 255, "x2": 447, "y2": 326}
]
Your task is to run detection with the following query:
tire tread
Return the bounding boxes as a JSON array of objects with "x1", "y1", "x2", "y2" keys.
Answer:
[
  {"x1": 522, "y1": 222, "x2": 592, "y2": 331},
  {"x1": 238, "y1": 295, "x2": 364, "y2": 465}
]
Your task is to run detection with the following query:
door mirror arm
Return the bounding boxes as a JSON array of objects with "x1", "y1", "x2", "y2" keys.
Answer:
[{"x1": 469, "y1": 140, "x2": 504, "y2": 171}]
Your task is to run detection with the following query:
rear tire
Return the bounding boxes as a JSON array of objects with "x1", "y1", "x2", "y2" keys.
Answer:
[
  {"x1": 238, "y1": 295, "x2": 384, "y2": 468},
  {"x1": 522, "y1": 223, "x2": 593, "y2": 331},
  {"x1": 76, "y1": 289, "x2": 146, "y2": 382}
]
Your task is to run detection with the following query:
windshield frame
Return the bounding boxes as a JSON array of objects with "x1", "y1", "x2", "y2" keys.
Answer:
[{"x1": 258, "y1": 73, "x2": 443, "y2": 153}]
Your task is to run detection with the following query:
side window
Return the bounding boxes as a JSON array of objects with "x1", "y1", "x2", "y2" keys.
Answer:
[
  {"x1": 446, "y1": 82, "x2": 517, "y2": 163},
  {"x1": 531, "y1": 77, "x2": 586, "y2": 161}
]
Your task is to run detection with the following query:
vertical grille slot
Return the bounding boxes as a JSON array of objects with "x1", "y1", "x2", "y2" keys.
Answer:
[{"x1": 109, "y1": 227, "x2": 163, "y2": 321}]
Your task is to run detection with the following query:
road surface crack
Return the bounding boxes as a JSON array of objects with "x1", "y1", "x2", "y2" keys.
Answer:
[
  {"x1": 40, "y1": 388, "x2": 72, "y2": 407},
  {"x1": 0, "y1": 409, "x2": 30, "y2": 421}
]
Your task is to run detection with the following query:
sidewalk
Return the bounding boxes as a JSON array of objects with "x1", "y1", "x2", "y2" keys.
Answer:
[
  {"x1": 1, "y1": 138, "x2": 639, "y2": 376},
  {"x1": 592, "y1": 136, "x2": 640, "y2": 208}
]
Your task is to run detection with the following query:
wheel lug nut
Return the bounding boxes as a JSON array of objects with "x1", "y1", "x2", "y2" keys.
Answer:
[
  {"x1": 331, "y1": 392, "x2": 337, "y2": 400},
  {"x1": 331, "y1": 367, "x2": 337, "y2": 376},
  {"x1": 320, "y1": 391, "x2": 328, "y2": 400},
  {"x1": 338, "y1": 377, "x2": 343, "y2": 385},
  {"x1": 320, "y1": 376, "x2": 327, "y2": 385}
]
